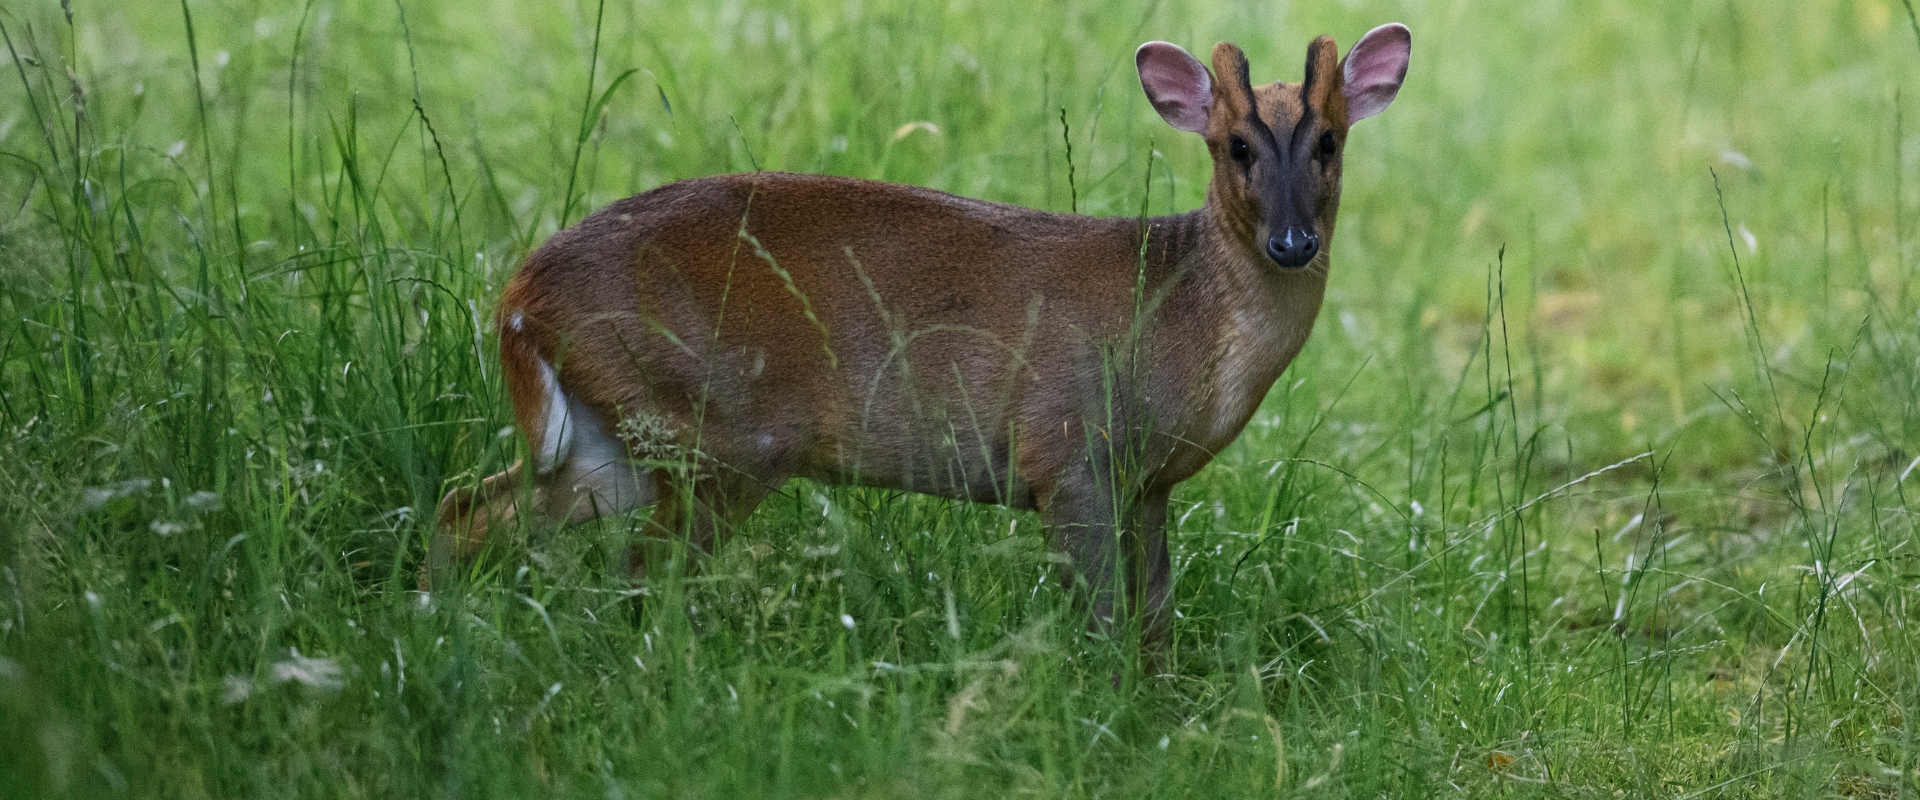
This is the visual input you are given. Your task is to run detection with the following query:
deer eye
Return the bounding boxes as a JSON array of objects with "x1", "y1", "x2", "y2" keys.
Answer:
[
  {"x1": 1229, "y1": 135, "x2": 1250, "y2": 164},
  {"x1": 1318, "y1": 131, "x2": 1338, "y2": 159}
]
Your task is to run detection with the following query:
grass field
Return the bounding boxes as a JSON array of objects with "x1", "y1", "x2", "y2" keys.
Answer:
[{"x1": 2, "y1": 0, "x2": 1918, "y2": 796}]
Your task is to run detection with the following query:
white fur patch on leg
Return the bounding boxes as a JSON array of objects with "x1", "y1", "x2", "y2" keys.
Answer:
[{"x1": 531, "y1": 356, "x2": 574, "y2": 475}]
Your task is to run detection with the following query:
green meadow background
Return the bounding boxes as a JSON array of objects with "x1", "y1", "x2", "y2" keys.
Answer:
[{"x1": 2, "y1": 0, "x2": 1917, "y2": 796}]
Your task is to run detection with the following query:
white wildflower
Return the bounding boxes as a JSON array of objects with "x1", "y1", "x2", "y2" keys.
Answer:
[
  {"x1": 221, "y1": 675, "x2": 254, "y2": 705},
  {"x1": 184, "y1": 491, "x2": 222, "y2": 513},
  {"x1": 81, "y1": 479, "x2": 151, "y2": 511},
  {"x1": 271, "y1": 650, "x2": 344, "y2": 692}
]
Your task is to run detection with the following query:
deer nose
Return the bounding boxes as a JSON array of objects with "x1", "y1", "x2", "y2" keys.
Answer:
[{"x1": 1265, "y1": 227, "x2": 1319, "y2": 268}]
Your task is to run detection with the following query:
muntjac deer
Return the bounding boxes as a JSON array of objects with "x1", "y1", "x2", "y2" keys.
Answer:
[{"x1": 427, "y1": 25, "x2": 1411, "y2": 651}]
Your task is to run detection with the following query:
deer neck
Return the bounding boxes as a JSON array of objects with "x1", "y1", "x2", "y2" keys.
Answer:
[{"x1": 1129, "y1": 201, "x2": 1334, "y2": 457}]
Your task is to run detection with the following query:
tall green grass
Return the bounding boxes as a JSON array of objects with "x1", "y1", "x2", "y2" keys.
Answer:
[{"x1": 1, "y1": 0, "x2": 1916, "y2": 796}]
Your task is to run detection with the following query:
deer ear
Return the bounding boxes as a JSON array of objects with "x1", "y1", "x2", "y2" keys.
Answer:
[
  {"x1": 1136, "y1": 41, "x2": 1212, "y2": 133},
  {"x1": 1341, "y1": 23, "x2": 1410, "y2": 124}
]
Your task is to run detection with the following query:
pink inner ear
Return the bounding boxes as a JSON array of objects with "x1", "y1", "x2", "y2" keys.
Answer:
[
  {"x1": 1342, "y1": 24, "x2": 1410, "y2": 123},
  {"x1": 1136, "y1": 42, "x2": 1212, "y2": 133}
]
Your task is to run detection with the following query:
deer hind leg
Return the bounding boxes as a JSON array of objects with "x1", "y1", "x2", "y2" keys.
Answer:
[
  {"x1": 424, "y1": 329, "x2": 652, "y2": 589},
  {"x1": 627, "y1": 468, "x2": 777, "y2": 590}
]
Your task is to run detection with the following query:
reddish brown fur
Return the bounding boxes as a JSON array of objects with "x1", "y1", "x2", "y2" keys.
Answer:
[{"x1": 426, "y1": 30, "x2": 1409, "y2": 655}]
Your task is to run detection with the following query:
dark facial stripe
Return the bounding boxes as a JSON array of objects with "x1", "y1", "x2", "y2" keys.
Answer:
[
  {"x1": 1233, "y1": 55, "x2": 1277, "y2": 149},
  {"x1": 1300, "y1": 47, "x2": 1316, "y2": 112},
  {"x1": 1291, "y1": 43, "x2": 1328, "y2": 152}
]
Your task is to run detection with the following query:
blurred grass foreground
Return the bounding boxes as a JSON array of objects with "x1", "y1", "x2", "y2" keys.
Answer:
[{"x1": 2, "y1": 0, "x2": 1919, "y2": 797}]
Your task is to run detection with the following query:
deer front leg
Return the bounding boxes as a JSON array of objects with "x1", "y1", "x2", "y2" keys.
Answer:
[
  {"x1": 1128, "y1": 488, "x2": 1173, "y2": 650},
  {"x1": 1040, "y1": 465, "x2": 1127, "y2": 629}
]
